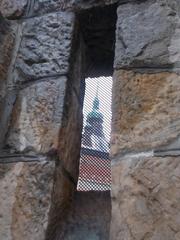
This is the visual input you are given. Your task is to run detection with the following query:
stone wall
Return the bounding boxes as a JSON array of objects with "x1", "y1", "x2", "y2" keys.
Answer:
[
  {"x1": 110, "y1": 0, "x2": 180, "y2": 240},
  {"x1": 0, "y1": 13, "x2": 17, "y2": 148},
  {"x1": 0, "y1": 0, "x2": 180, "y2": 240},
  {"x1": 0, "y1": 2, "x2": 84, "y2": 240}
]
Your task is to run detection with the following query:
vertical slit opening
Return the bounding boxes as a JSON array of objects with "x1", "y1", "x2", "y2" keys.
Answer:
[{"x1": 77, "y1": 76, "x2": 112, "y2": 191}]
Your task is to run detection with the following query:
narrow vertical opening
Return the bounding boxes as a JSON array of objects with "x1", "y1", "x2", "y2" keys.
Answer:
[
  {"x1": 76, "y1": 3, "x2": 117, "y2": 194},
  {"x1": 77, "y1": 76, "x2": 112, "y2": 191},
  {"x1": 46, "y1": 4, "x2": 117, "y2": 239},
  {"x1": 62, "y1": 4, "x2": 117, "y2": 239}
]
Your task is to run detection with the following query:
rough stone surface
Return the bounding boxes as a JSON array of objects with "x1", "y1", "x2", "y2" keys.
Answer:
[
  {"x1": 0, "y1": 18, "x2": 15, "y2": 97},
  {"x1": 14, "y1": 11, "x2": 74, "y2": 83},
  {"x1": 0, "y1": 161, "x2": 54, "y2": 240},
  {"x1": 25, "y1": 0, "x2": 119, "y2": 16},
  {"x1": 11, "y1": 161, "x2": 54, "y2": 240},
  {"x1": 0, "y1": 0, "x2": 27, "y2": 19},
  {"x1": 0, "y1": 0, "x2": 119, "y2": 18},
  {"x1": 60, "y1": 191, "x2": 111, "y2": 240},
  {"x1": 0, "y1": 17, "x2": 17, "y2": 148},
  {"x1": 1, "y1": 0, "x2": 180, "y2": 239},
  {"x1": 111, "y1": 70, "x2": 180, "y2": 155},
  {"x1": 115, "y1": 0, "x2": 180, "y2": 68},
  {"x1": 110, "y1": 155, "x2": 180, "y2": 240},
  {"x1": 0, "y1": 163, "x2": 21, "y2": 240},
  {"x1": 45, "y1": 34, "x2": 85, "y2": 240},
  {"x1": 6, "y1": 77, "x2": 66, "y2": 153}
]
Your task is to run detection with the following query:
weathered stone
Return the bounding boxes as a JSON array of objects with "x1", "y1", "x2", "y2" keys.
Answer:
[
  {"x1": 14, "y1": 12, "x2": 75, "y2": 83},
  {"x1": 56, "y1": 191, "x2": 111, "y2": 240},
  {"x1": 0, "y1": 17, "x2": 17, "y2": 148},
  {"x1": 45, "y1": 33, "x2": 85, "y2": 240},
  {"x1": 115, "y1": 0, "x2": 180, "y2": 68},
  {"x1": 0, "y1": 163, "x2": 21, "y2": 240},
  {"x1": 0, "y1": 161, "x2": 54, "y2": 240},
  {"x1": 0, "y1": 0, "x2": 27, "y2": 19},
  {"x1": 25, "y1": 0, "x2": 119, "y2": 16},
  {"x1": 111, "y1": 70, "x2": 180, "y2": 155},
  {"x1": 72, "y1": 0, "x2": 119, "y2": 10},
  {"x1": 0, "y1": 91, "x2": 16, "y2": 148},
  {"x1": 12, "y1": 161, "x2": 54, "y2": 240},
  {"x1": 0, "y1": 18, "x2": 16, "y2": 98},
  {"x1": 6, "y1": 77, "x2": 66, "y2": 153},
  {"x1": 0, "y1": 0, "x2": 119, "y2": 18},
  {"x1": 0, "y1": 159, "x2": 54, "y2": 240},
  {"x1": 110, "y1": 155, "x2": 180, "y2": 240}
]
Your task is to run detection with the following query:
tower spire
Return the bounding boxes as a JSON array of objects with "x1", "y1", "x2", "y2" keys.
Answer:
[
  {"x1": 82, "y1": 80, "x2": 109, "y2": 152},
  {"x1": 92, "y1": 81, "x2": 100, "y2": 111}
]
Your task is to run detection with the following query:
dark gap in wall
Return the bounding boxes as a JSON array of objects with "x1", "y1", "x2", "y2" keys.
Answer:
[
  {"x1": 63, "y1": 4, "x2": 117, "y2": 240},
  {"x1": 76, "y1": 3, "x2": 117, "y2": 192},
  {"x1": 77, "y1": 3, "x2": 117, "y2": 78},
  {"x1": 46, "y1": 4, "x2": 117, "y2": 239}
]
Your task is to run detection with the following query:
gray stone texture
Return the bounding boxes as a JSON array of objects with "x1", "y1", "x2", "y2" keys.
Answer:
[
  {"x1": 14, "y1": 11, "x2": 75, "y2": 83},
  {"x1": 110, "y1": 155, "x2": 180, "y2": 240},
  {"x1": 45, "y1": 32, "x2": 85, "y2": 240},
  {"x1": 111, "y1": 70, "x2": 180, "y2": 155},
  {"x1": 0, "y1": 0, "x2": 27, "y2": 19},
  {"x1": 0, "y1": 161, "x2": 54, "y2": 240},
  {"x1": 1, "y1": 0, "x2": 180, "y2": 240},
  {"x1": 0, "y1": 16, "x2": 17, "y2": 148},
  {"x1": 0, "y1": 17, "x2": 15, "y2": 97},
  {"x1": 6, "y1": 77, "x2": 66, "y2": 153},
  {"x1": 24, "y1": 0, "x2": 119, "y2": 17},
  {"x1": 0, "y1": 163, "x2": 21, "y2": 240},
  {"x1": 0, "y1": 0, "x2": 121, "y2": 18},
  {"x1": 115, "y1": 0, "x2": 180, "y2": 68},
  {"x1": 57, "y1": 191, "x2": 111, "y2": 240}
]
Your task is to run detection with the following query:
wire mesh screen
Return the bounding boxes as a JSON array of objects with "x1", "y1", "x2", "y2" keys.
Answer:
[{"x1": 77, "y1": 77, "x2": 112, "y2": 191}]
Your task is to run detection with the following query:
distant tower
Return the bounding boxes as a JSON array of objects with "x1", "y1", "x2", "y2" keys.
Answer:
[{"x1": 82, "y1": 84, "x2": 109, "y2": 152}]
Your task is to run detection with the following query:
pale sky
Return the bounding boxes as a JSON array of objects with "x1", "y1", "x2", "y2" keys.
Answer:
[{"x1": 83, "y1": 76, "x2": 112, "y2": 141}]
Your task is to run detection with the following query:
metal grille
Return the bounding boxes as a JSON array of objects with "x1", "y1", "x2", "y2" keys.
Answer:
[{"x1": 77, "y1": 77, "x2": 112, "y2": 191}]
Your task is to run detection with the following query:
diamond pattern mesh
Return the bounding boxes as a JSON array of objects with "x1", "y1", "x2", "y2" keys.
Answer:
[{"x1": 77, "y1": 77, "x2": 112, "y2": 191}]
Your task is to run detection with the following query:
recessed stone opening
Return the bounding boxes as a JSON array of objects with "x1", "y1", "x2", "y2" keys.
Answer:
[
  {"x1": 60, "y1": 4, "x2": 117, "y2": 239},
  {"x1": 0, "y1": 3, "x2": 117, "y2": 240},
  {"x1": 77, "y1": 76, "x2": 112, "y2": 192},
  {"x1": 46, "y1": 4, "x2": 116, "y2": 239},
  {"x1": 77, "y1": 3, "x2": 117, "y2": 77},
  {"x1": 1, "y1": 1, "x2": 180, "y2": 239}
]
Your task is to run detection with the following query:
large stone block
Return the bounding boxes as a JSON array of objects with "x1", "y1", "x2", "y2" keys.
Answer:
[
  {"x1": 115, "y1": 0, "x2": 180, "y2": 68},
  {"x1": 6, "y1": 77, "x2": 66, "y2": 152},
  {"x1": 111, "y1": 70, "x2": 180, "y2": 155},
  {"x1": 15, "y1": 11, "x2": 75, "y2": 83},
  {"x1": 110, "y1": 155, "x2": 180, "y2": 240},
  {"x1": 0, "y1": 161, "x2": 54, "y2": 240},
  {"x1": 11, "y1": 161, "x2": 54, "y2": 240}
]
